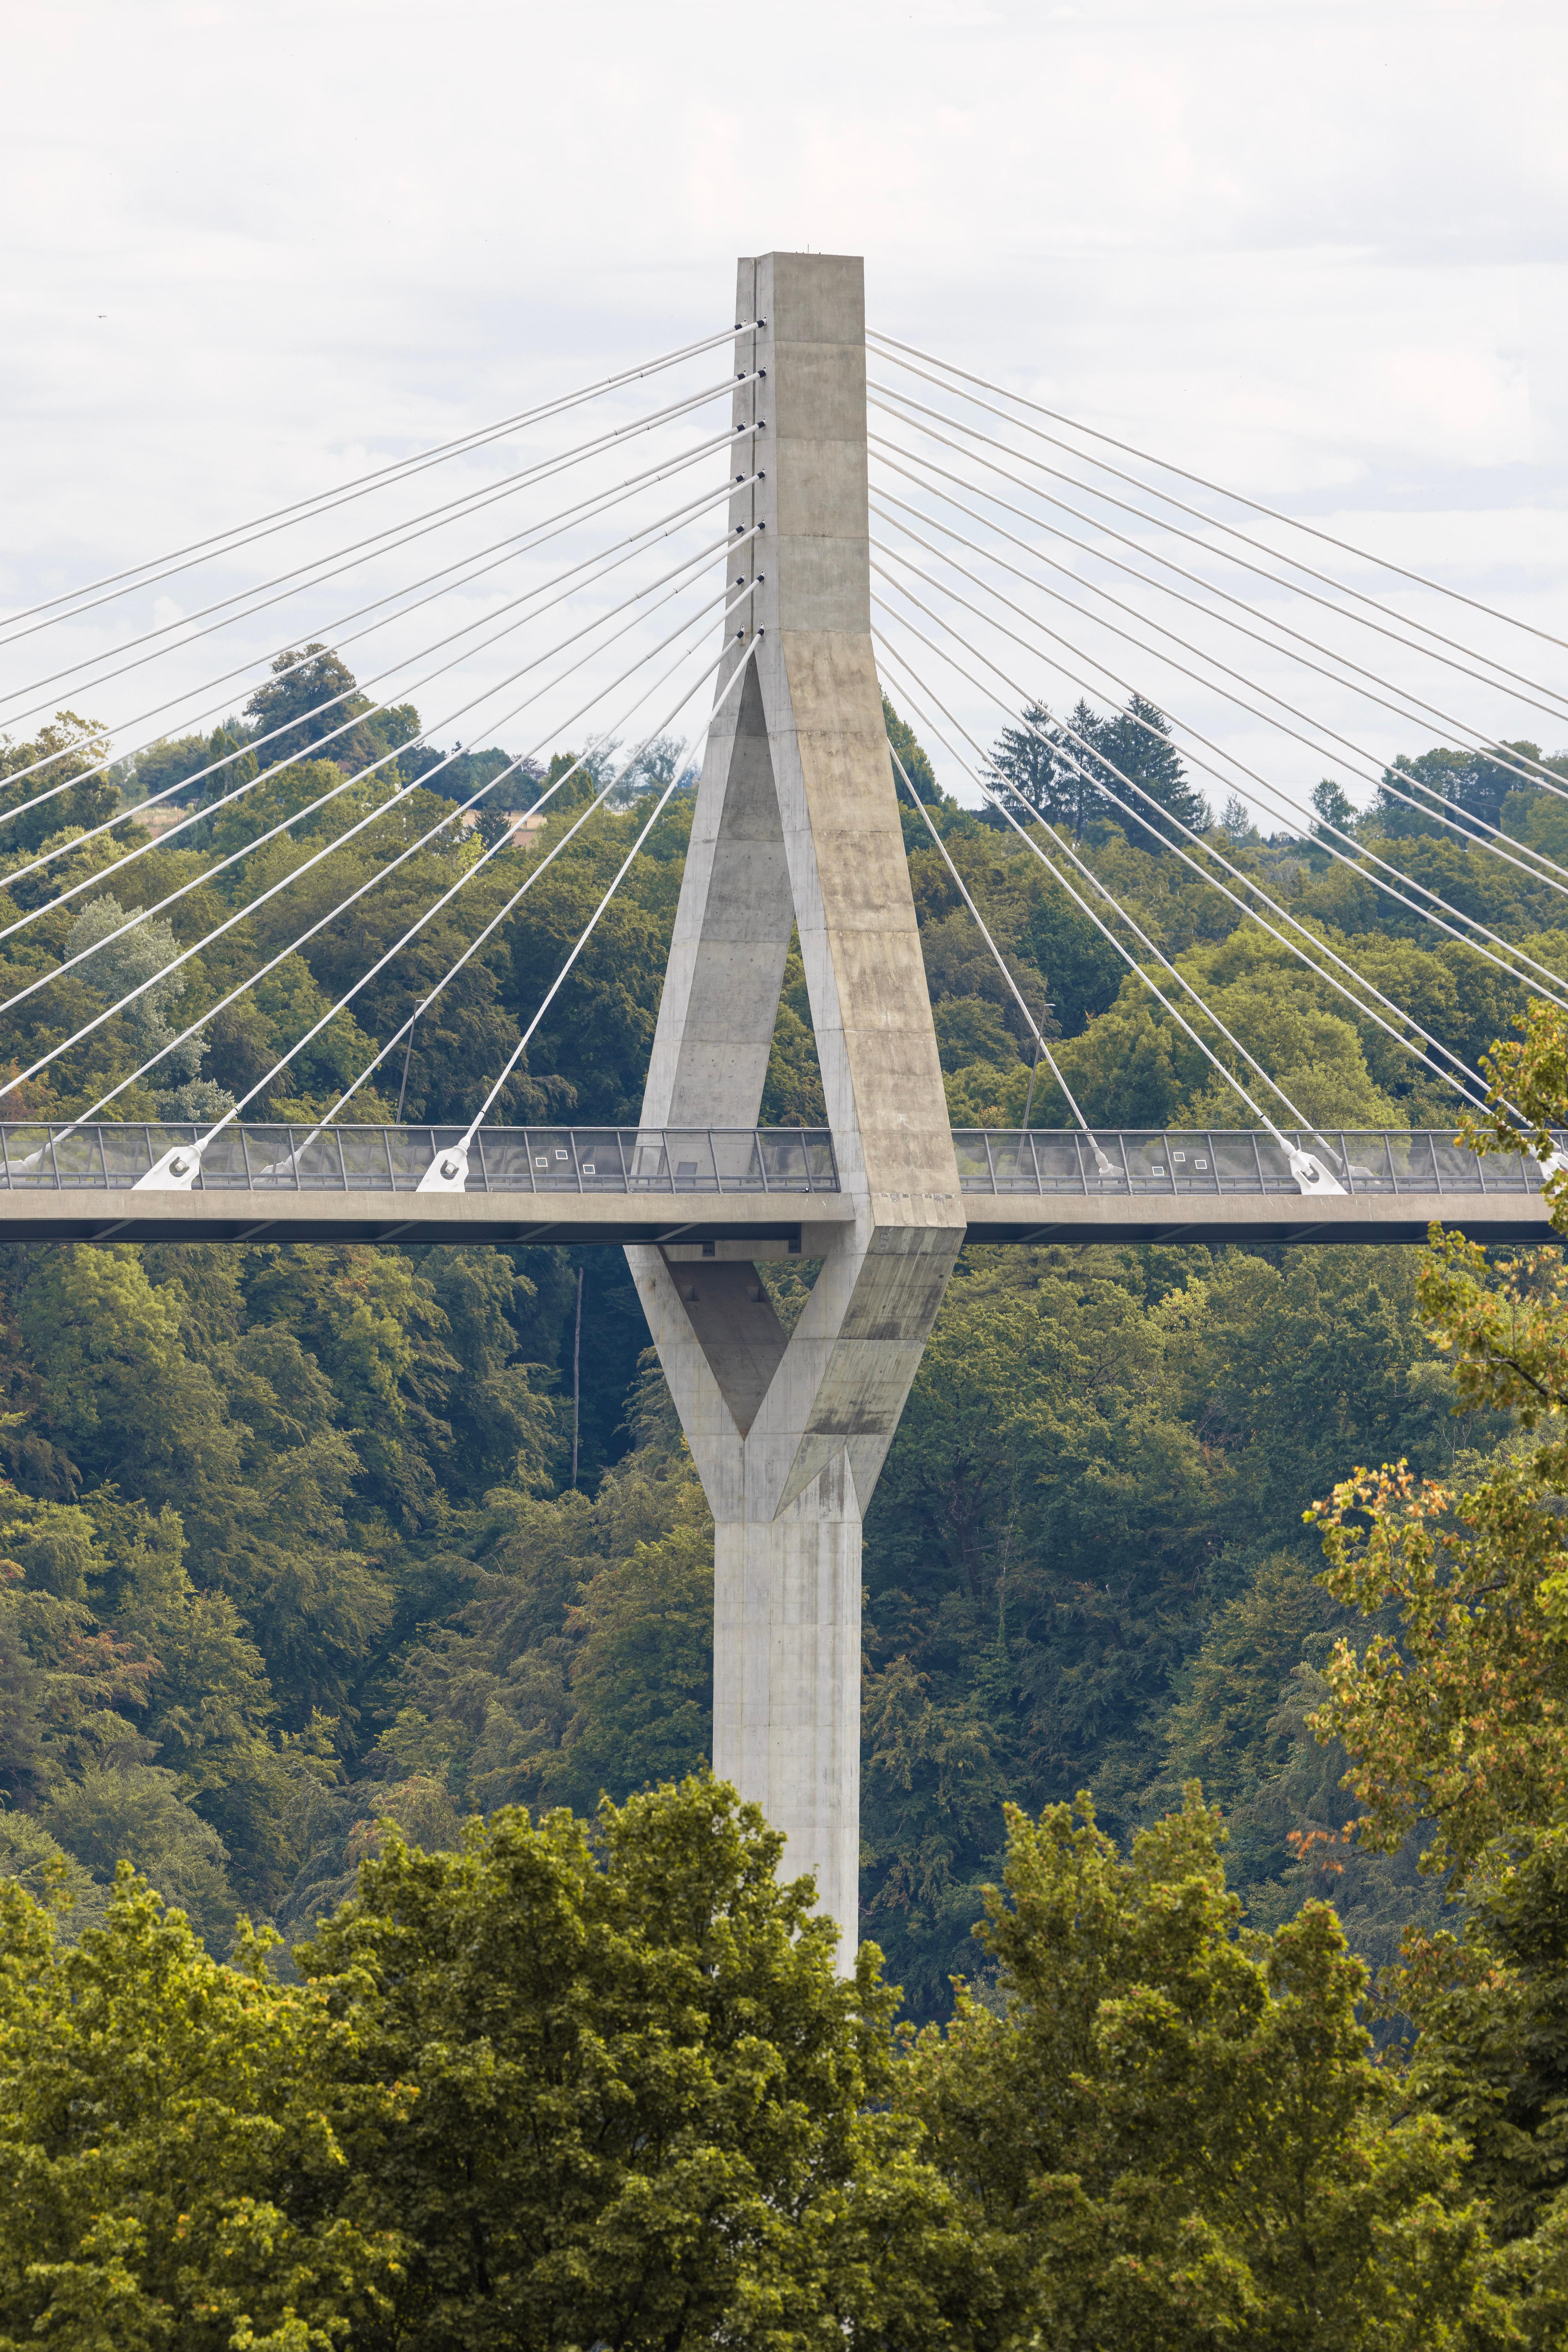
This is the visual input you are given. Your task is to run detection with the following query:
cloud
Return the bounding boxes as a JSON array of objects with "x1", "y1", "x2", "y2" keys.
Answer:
[{"x1": 2, "y1": 0, "x2": 1563, "y2": 799}]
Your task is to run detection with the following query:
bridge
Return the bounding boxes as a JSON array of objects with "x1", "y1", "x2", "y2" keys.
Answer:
[
  {"x1": 7, "y1": 247, "x2": 1566, "y2": 1963},
  {"x1": 0, "y1": 1119, "x2": 1555, "y2": 1247}
]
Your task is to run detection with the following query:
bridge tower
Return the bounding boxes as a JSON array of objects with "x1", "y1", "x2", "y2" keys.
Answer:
[{"x1": 626, "y1": 254, "x2": 963, "y2": 1960}]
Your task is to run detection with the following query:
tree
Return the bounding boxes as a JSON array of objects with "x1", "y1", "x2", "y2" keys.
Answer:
[
  {"x1": 611, "y1": 732, "x2": 689, "y2": 802},
  {"x1": 243, "y1": 643, "x2": 381, "y2": 773},
  {"x1": 1308, "y1": 1001, "x2": 1568, "y2": 1876},
  {"x1": 402, "y1": 742, "x2": 540, "y2": 808},
  {"x1": 299, "y1": 1774, "x2": 970, "y2": 2351},
  {"x1": 0, "y1": 1869, "x2": 408, "y2": 2348},
  {"x1": 987, "y1": 694, "x2": 1207, "y2": 848},
  {"x1": 899, "y1": 1786, "x2": 1500, "y2": 2349},
  {"x1": 61, "y1": 894, "x2": 232, "y2": 1120},
  {"x1": 988, "y1": 698, "x2": 1099, "y2": 833},
  {"x1": 539, "y1": 1515, "x2": 714, "y2": 1813},
  {"x1": 40, "y1": 1764, "x2": 238, "y2": 1950},
  {"x1": 884, "y1": 695, "x2": 942, "y2": 804},
  {"x1": 1095, "y1": 692, "x2": 1210, "y2": 849},
  {"x1": 1371, "y1": 744, "x2": 1541, "y2": 839},
  {"x1": 417, "y1": 1246, "x2": 558, "y2": 1499},
  {"x1": 130, "y1": 732, "x2": 212, "y2": 807},
  {"x1": 933, "y1": 995, "x2": 1022, "y2": 1074},
  {"x1": 1393, "y1": 1826, "x2": 1568, "y2": 2300},
  {"x1": 1312, "y1": 777, "x2": 1358, "y2": 843},
  {"x1": 1303, "y1": 1004, "x2": 1568, "y2": 2339},
  {"x1": 0, "y1": 712, "x2": 119, "y2": 856}
]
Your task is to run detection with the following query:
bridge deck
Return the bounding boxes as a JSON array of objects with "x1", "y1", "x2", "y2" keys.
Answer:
[
  {"x1": 0, "y1": 1123, "x2": 1555, "y2": 1246},
  {"x1": 954, "y1": 1126, "x2": 1565, "y2": 1245}
]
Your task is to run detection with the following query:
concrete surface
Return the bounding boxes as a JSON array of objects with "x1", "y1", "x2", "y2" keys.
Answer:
[{"x1": 626, "y1": 252, "x2": 964, "y2": 1963}]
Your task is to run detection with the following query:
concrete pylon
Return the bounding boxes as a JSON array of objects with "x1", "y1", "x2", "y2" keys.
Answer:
[{"x1": 626, "y1": 254, "x2": 963, "y2": 1961}]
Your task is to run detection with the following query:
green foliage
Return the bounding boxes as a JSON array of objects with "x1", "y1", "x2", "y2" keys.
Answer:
[
  {"x1": 0, "y1": 1868, "x2": 408, "y2": 2350},
  {"x1": 884, "y1": 692, "x2": 941, "y2": 803},
  {"x1": 900, "y1": 1789, "x2": 1501, "y2": 2349},
  {"x1": 130, "y1": 730, "x2": 218, "y2": 807},
  {"x1": 0, "y1": 712, "x2": 119, "y2": 855},
  {"x1": 243, "y1": 643, "x2": 385, "y2": 774},
  {"x1": 40, "y1": 1767, "x2": 238, "y2": 1950},
  {"x1": 987, "y1": 693, "x2": 1209, "y2": 846},
  {"x1": 545, "y1": 1518, "x2": 715, "y2": 1812},
  {"x1": 858, "y1": 1239, "x2": 1448, "y2": 2009},
  {"x1": 298, "y1": 1774, "x2": 968, "y2": 2351},
  {"x1": 0, "y1": 1232, "x2": 566, "y2": 1926},
  {"x1": 1309, "y1": 1141, "x2": 1568, "y2": 1883},
  {"x1": 368, "y1": 1388, "x2": 711, "y2": 1829},
  {"x1": 934, "y1": 993, "x2": 1021, "y2": 1073}
]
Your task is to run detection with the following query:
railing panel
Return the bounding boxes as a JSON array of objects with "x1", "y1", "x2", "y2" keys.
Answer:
[
  {"x1": 516, "y1": 1130, "x2": 577, "y2": 1190},
  {"x1": 661, "y1": 1132, "x2": 719, "y2": 1191},
  {"x1": 1210, "y1": 1132, "x2": 1267, "y2": 1192},
  {"x1": 1425, "y1": 1133, "x2": 1489, "y2": 1193},
  {"x1": 230, "y1": 1124, "x2": 291, "y2": 1189},
  {"x1": 984, "y1": 1130, "x2": 1045, "y2": 1193},
  {"x1": 469, "y1": 1132, "x2": 528, "y2": 1190},
  {"x1": 627, "y1": 1131, "x2": 672, "y2": 1190},
  {"x1": 1339, "y1": 1132, "x2": 1396, "y2": 1191},
  {"x1": 1165, "y1": 1135, "x2": 1220, "y2": 1193},
  {"x1": 383, "y1": 1128, "x2": 439, "y2": 1191},
  {"x1": 950, "y1": 1132, "x2": 994, "y2": 1188},
  {"x1": 1122, "y1": 1132, "x2": 1177, "y2": 1192},
  {"x1": 49, "y1": 1125, "x2": 110, "y2": 1189},
  {"x1": 197, "y1": 1127, "x2": 260, "y2": 1189},
  {"x1": 573, "y1": 1129, "x2": 628, "y2": 1189},
  {"x1": 1036, "y1": 1129, "x2": 1088, "y2": 1190},
  {"x1": 337, "y1": 1128, "x2": 398, "y2": 1191},
  {"x1": 800, "y1": 1133, "x2": 838, "y2": 1190},
  {"x1": 1396, "y1": 1132, "x2": 1440, "y2": 1193},
  {"x1": 712, "y1": 1131, "x2": 767, "y2": 1191}
]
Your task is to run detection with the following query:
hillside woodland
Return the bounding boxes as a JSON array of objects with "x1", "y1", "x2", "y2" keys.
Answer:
[{"x1": 5, "y1": 653, "x2": 1568, "y2": 2341}]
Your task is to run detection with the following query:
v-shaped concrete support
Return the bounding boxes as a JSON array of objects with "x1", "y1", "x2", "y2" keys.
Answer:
[{"x1": 626, "y1": 254, "x2": 963, "y2": 1960}]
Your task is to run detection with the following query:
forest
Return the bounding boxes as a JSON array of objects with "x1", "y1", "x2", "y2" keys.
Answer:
[{"x1": 5, "y1": 647, "x2": 1568, "y2": 2341}]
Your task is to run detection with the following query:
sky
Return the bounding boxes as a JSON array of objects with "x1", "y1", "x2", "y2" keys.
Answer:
[{"x1": 3, "y1": 0, "x2": 1566, "y2": 823}]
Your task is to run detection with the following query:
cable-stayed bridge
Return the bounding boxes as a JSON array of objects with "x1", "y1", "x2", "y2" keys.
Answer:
[{"x1": 5, "y1": 250, "x2": 1568, "y2": 1959}]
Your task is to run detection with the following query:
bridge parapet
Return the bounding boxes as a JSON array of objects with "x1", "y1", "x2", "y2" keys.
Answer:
[
  {"x1": 0, "y1": 1122, "x2": 839, "y2": 1198},
  {"x1": 955, "y1": 1126, "x2": 1565, "y2": 1203}
]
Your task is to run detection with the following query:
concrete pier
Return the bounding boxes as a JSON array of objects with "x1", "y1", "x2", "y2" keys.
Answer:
[{"x1": 626, "y1": 253, "x2": 963, "y2": 1961}]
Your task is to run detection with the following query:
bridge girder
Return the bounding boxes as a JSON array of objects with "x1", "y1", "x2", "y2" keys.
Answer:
[{"x1": 0, "y1": 1179, "x2": 1548, "y2": 1250}]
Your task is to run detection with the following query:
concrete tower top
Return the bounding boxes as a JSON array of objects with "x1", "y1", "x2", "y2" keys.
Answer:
[{"x1": 732, "y1": 253, "x2": 869, "y2": 638}]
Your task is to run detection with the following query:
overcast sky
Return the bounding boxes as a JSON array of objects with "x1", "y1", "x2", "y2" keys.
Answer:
[{"x1": 4, "y1": 0, "x2": 1565, "y2": 819}]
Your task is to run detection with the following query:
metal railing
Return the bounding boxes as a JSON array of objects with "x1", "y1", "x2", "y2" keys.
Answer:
[
  {"x1": 0, "y1": 1124, "x2": 840, "y2": 1197},
  {"x1": 3, "y1": 1120, "x2": 1551, "y2": 1206},
  {"x1": 955, "y1": 1128, "x2": 1566, "y2": 1198}
]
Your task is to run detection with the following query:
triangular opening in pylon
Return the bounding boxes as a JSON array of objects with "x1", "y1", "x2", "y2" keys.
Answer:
[{"x1": 759, "y1": 923, "x2": 826, "y2": 1127}]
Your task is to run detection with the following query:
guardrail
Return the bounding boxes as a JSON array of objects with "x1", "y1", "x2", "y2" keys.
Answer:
[
  {"x1": 2, "y1": 1121, "x2": 1554, "y2": 1213},
  {"x1": 955, "y1": 1127, "x2": 1565, "y2": 1199},
  {"x1": 0, "y1": 1124, "x2": 840, "y2": 1197}
]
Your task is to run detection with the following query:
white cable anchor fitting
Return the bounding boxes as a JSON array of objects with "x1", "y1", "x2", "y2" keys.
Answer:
[
  {"x1": 135, "y1": 1138, "x2": 208, "y2": 1190},
  {"x1": 417, "y1": 1145, "x2": 470, "y2": 1194},
  {"x1": 1287, "y1": 1146, "x2": 1345, "y2": 1197}
]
